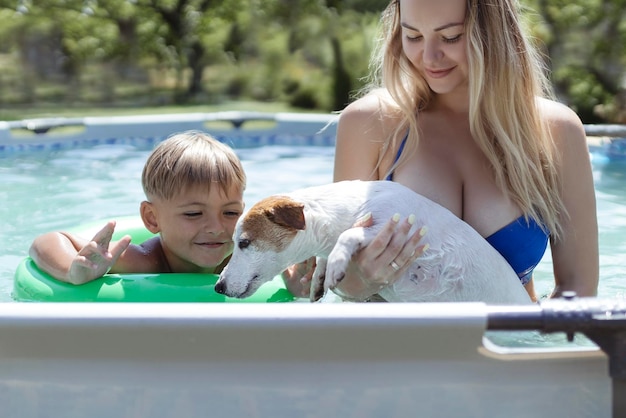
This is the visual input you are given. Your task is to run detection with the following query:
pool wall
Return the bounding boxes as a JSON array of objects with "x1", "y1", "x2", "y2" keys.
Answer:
[
  {"x1": 1, "y1": 112, "x2": 624, "y2": 417},
  {"x1": 0, "y1": 111, "x2": 338, "y2": 152},
  {"x1": 0, "y1": 303, "x2": 610, "y2": 418}
]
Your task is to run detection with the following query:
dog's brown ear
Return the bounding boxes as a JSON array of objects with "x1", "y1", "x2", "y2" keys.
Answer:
[{"x1": 266, "y1": 199, "x2": 306, "y2": 231}]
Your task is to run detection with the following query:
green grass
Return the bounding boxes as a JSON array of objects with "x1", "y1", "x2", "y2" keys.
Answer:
[{"x1": 0, "y1": 100, "x2": 316, "y2": 121}]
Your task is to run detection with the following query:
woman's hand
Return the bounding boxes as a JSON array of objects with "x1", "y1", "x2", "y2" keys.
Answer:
[
  {"x1": 282, "y1": 213, "x2": 428, "y2": 301},
  {"x1": 333, "y1": 212, "x2": 428, "y2": 301},
  {"x1": 67, "y1": 221, "x2": 131, "y2": 285}
]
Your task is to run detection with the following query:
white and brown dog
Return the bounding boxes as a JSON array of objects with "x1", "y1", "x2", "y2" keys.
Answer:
[{"x1": 214, "y1": 180, "x2": 532, "y2": 305}]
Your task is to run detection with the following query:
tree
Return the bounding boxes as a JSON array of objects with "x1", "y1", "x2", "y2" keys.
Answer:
[
  {"x1": 126, "y1": 0, "x2": 242, "y2": 101},
  {"x1": 529, "y1": 0, "x2": 626, "y2": 122}
]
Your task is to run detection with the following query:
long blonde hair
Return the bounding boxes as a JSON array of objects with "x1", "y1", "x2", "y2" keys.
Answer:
[{"x1": 364, "y1": 0, "x2": 564, "y2": 238}]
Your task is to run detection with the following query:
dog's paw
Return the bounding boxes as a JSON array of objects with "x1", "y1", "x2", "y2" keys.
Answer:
[
  {"x1": 309, "y1": 257, "x2": 327, "y2": 302},
  {"x1": 325, "y1": 229, "x2": 366, "y2": 291},
  {"x1": 325, "y1": 252, "x2": 350, "y2": 291},
  {"x1": 310, "y1": 271, "x2": 326, "y2": 302}
]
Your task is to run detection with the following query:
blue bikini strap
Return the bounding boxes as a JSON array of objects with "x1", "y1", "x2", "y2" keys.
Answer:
[{"x1": 386, "y1": 132, "x2": 409, "y2": 181}]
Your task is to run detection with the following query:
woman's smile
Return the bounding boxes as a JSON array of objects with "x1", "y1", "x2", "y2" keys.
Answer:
[{"x1": 424, "y1": 66, "x2": 455, "y2": 79}]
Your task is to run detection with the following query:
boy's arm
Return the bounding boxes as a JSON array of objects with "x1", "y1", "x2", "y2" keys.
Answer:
[{"x1": 28, "y1": 221, "x2": 131, "y2": 285}]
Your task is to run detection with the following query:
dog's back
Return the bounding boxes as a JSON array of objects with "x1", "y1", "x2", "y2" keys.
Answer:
[
  {"x1": 315, "y1": 181, "x2": 532, "y2": 304},
  {"x1": 217, "y1": 180, "x2": 532, "y2": 304}
]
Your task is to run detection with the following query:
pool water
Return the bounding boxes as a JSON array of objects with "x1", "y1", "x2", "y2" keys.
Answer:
[
  {"x1": 0, "y1": 140, "x2": 623, "y2": 306},
  {"x1": 0, "y1": 141, "x2": 335, "y2": 301}
]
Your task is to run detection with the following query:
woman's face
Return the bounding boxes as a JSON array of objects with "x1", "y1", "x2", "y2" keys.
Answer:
[{"x1": 399, "y1": 0, "x2": 469, "y2": 96}]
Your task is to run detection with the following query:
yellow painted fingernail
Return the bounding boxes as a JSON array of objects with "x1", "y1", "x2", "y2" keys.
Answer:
[
  {"x1": 419, "y1": 226, "x2": 428, "y2": 236},
  {"x1": 392, "y1": 213, "x2": 400, "y2": 222},
  {"x1": 423, "y1": 243, "x2": 430, "y2": 252},
  {"x1": 408, "y1": 214, "x2": 416, "y2": 225},
  {"x1": 356, "y1": 212, "x2": 372, "y2": 223}
]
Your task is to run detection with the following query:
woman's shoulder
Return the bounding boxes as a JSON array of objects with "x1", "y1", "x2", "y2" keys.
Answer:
[
  {"x1": 537, "y1": 97, "x2": 586, "y2": 144},
  {"x1": 338, "y1": 89, "x2": 403, "y2": 138},
  {"x1": 537, "y1": 98, "x2": 585, "y2": 130}
]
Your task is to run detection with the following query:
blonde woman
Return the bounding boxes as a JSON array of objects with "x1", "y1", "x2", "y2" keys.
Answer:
[{"x1": 331, "y1": 0, "x2": 598, "y2": 302}]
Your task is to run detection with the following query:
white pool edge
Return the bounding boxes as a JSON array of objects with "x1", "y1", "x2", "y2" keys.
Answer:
[{"x1": 0, "y1": 302, "x2": 610, "y2": 418}]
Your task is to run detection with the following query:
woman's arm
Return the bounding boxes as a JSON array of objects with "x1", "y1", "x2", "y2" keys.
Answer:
[
  {"x1": 29, "y1": 221, "x2": 131, "y2": 285},
  {"x1": 331, "y1": 96, "x2": 427, "y2": 300},
  {"x1": 333, "y1": 96, "x2": 387, "y2": 182},
  {"x1": 545, "y1": 101, "x2": 599, "y2": 297}
]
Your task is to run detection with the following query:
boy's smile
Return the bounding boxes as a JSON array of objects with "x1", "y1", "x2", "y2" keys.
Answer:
[{"x1": 147, "y1": 184, "x2": 244, "y2": 274}]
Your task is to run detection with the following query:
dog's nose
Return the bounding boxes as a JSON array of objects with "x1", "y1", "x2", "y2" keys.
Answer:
[{"x1": 214, "y1": 279, "x2": 226, "y2": 295}]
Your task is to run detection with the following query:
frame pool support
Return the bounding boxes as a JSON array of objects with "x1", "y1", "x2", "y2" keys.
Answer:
[{"x1": 487, "y1": 294, "x2": 626, "y2": 418}]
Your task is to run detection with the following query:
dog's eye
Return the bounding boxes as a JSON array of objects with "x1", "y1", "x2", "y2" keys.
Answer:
[{"x1": 238, "y1": 239, "x2": 251, "y2": 249}]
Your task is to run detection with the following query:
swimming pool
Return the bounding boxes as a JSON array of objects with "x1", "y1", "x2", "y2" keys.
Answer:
[
  {"x1": 1, "y1": 114, "x2": 624, "y2": 303},
  {"x1": 0, "y1": 113, "x2": 624, "y2": 417}
]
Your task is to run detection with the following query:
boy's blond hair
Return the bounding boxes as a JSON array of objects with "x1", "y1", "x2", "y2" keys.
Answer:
[{"x1": 142, "y1": 131, "x2": 246, "y2": 200}]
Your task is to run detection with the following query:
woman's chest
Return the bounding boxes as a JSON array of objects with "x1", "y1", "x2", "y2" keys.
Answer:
[{"x1": 390, "y1": 128, "x2": 521, "y2": 237}]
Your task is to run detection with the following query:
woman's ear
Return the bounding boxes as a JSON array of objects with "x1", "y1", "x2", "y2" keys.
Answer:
[{"x1": 140, "y1": 201, "x2": 161, "y2": 234}]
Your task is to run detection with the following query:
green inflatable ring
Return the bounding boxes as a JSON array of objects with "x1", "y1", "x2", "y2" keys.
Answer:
[{"x1": 12, "y1": 216, "x2": 295, "y2": 303}]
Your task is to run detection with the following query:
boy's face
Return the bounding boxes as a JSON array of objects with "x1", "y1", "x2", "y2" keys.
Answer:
[{"x1": 149, "y1": 184, "x2": 244, "y2": 273}]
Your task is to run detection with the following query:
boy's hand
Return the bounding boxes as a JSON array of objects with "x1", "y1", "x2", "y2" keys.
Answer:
[
  {"x1": 282, "y1": 257, "x2": 316, "y2": 298},
  {"x1": 68, "y1": 221, "x2": 131, "y2": 284}
]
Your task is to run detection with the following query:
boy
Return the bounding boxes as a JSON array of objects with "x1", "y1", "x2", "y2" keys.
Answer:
[{"x1": 29, "y1": 131, "x2": 247, "y2": 285}]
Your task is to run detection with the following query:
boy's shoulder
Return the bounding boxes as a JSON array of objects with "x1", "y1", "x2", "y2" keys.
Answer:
[{"x1": 117, "y1": 236, "x2": 168, "y2": 273}]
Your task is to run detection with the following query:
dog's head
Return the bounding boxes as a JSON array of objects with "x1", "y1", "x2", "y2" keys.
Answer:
[{"x1": 215, "y1": 195, "x2": 307, "y2": 298}]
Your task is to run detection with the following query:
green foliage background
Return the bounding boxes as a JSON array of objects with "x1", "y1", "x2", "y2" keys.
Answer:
[{"x1": 0, "y1": 0, "x2": 624, "y2": 123}]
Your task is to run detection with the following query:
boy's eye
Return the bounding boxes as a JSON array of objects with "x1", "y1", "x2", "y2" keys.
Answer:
[
  {"x1": 184, "y1": 212, "x2": 202, "y2": 217},
  {"x1": 224, "y1": 211, "x2": 242, "y2": 217},
  {"x1": 238, "y1": 239, "x2": 251, "y2": 249}
]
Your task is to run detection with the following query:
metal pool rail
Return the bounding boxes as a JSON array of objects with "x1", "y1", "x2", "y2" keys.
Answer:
[
  {"x1": 584, "y1": 124, "x2": 626, "y2": 160},
  {"x1": 488, "y1": 294, "x2": 626, "y2": 418}
]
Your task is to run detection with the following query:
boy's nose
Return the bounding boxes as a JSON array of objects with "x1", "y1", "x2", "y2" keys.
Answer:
[{"x1": 204, "y1": 219, "x2": 224, "y2": 234}]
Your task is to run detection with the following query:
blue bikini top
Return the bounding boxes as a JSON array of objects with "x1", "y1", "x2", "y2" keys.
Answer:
[
  {"x1": 485, "y1": 216, "x2": 549, "y2": 284},
  {"x1": 387, "y1": 134, "x2": 549, "y2": 285}
]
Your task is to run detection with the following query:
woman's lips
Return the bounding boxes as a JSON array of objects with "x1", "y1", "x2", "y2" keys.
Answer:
[{"x1": 425, "y1": 67, "x2": 454, "y2": 79}]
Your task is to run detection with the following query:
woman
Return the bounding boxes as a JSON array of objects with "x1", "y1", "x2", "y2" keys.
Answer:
[{"x1": 331, "y1": 0, "x2": 598, "y2": 302}]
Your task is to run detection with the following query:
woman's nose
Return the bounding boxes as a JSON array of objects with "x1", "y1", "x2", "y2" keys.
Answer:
[{"x1": 422, "y1": 38, "x2": 443, "y2": 64}]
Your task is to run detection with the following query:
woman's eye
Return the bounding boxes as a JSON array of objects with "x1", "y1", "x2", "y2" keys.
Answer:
[
  {"x1": 405, "y1": 34, "x2": 423, "y2": 42},
  {"x1": 443, "y1": 34, "x2": 462, "y2": 44}
]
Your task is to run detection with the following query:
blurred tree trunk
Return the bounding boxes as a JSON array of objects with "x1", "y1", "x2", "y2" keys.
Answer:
[
  {"x1": 149, "y1": 0, "x2": 222, "y2": 102},
  {"x1": 331, "y1": 36, "x2": 352, "y2": 111}
]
